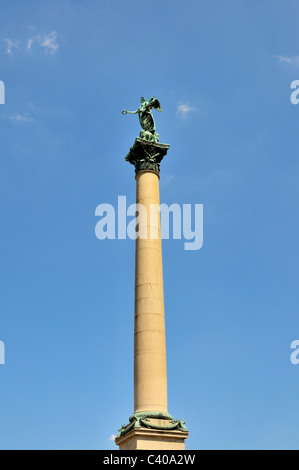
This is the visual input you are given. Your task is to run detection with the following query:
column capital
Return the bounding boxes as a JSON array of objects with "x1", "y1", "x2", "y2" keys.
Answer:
[{"x1": 125, "y1": 138, "x2": 170, "y2": 175}]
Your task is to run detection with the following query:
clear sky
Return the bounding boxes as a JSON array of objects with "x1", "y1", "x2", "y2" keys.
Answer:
[{"x1": 0, "y1": 0, "x2": 298, "y2": 450}]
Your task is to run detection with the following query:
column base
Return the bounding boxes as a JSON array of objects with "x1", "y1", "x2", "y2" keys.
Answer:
[
  {"x1": 115, "y1": 427, "x2": 189, "y2": 450},
  {"x1": 115, "y1": 411, "x2": 189, "y2": 450}
]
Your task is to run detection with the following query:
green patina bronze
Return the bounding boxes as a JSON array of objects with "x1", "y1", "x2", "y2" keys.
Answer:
[
  {"x1": 116, "y1": 411, "x2": 188, "y2": 438},
  {"x1": 122, "y1": 96, "x2": 162, "y2": 143},
  {"x1": 122, "y1": 97, "x2": 170, "y2": 174},
  {"x1": 125, "y1": 137, "x2": 170, "y2": 175}
]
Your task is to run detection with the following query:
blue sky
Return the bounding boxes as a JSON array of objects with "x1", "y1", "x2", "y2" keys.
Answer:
[{"x1": 0, "y1": 0, "x2": 298, "y2": 450}]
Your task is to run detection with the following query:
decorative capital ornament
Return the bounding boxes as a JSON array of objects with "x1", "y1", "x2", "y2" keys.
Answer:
[{"x1": 125, "y1": 137, "x2": 170, "y2": 175}]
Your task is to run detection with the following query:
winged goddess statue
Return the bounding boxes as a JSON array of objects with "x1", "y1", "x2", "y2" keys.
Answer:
[{"x1": 122, "y1": 96, "x2": 162, "y2": 143}]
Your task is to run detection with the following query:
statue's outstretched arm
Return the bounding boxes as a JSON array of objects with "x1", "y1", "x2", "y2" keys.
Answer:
[{"x1": 122, "y1": 109, "x2": 138, "y2": 115}]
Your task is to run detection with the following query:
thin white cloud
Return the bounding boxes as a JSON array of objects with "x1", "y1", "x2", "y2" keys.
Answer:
[
  {"x1": 276, "y1": 55, "x2": 299, "y2": 66},
  {"x1": 5, "y1": 39, "x2": 20, "y2": 55},
  {"x1": 3, "y1": 31, "x2": 59, "y2": 55},
  {"x1": 9, "y1": 114, "x2": 35, "y2": 122},
  {"x1": 40, "y1": 31, "x2": 59, "y2": 54},
  {"x1": 109, "y1": 434, "x2": 116, "y2": 441},
  {"x1": 27, "y1": 37, "x2": 35, "y2": 50},
  {"x1": 176, "y1": 103, "x2": 196, "y2": 119},
  {"x1": 161, "y1": 174, "x2": 175, "y2": 186}
]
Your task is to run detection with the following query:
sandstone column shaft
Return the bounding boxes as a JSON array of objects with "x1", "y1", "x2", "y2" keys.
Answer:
[{"x1": 134, "y1": 170, "x2": 168, "y2": 413}]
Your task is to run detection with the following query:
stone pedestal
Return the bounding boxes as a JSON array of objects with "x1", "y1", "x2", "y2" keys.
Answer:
[
  {"x1": 115, "y1": 139, "x2": 189, "y2": 450},
  {"x1": 116, "y1": 428, "x2": 189, "y2": 450}
]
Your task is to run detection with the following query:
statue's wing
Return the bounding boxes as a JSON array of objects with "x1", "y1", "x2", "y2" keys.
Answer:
[{"x1": 148, "y1": 97, "x2": 162, "y2": 112}]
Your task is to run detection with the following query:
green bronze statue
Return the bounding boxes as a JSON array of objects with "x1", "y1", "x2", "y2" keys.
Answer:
[{"x1": 122, "y1": 96, "x2": 162, "y2": 143}]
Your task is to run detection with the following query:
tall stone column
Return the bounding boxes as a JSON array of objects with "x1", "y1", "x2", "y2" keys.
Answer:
[
  {"x1": 115, "y1": 138, "x2": 189, "y2": 450},
  {"x1": 134, "y1": 168, "x2": 167, "y2": 414}
]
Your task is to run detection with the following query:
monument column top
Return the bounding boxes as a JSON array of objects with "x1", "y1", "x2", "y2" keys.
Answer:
[{"x1": 125, "y1": 138, "x2": 170, "y2": 175}]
